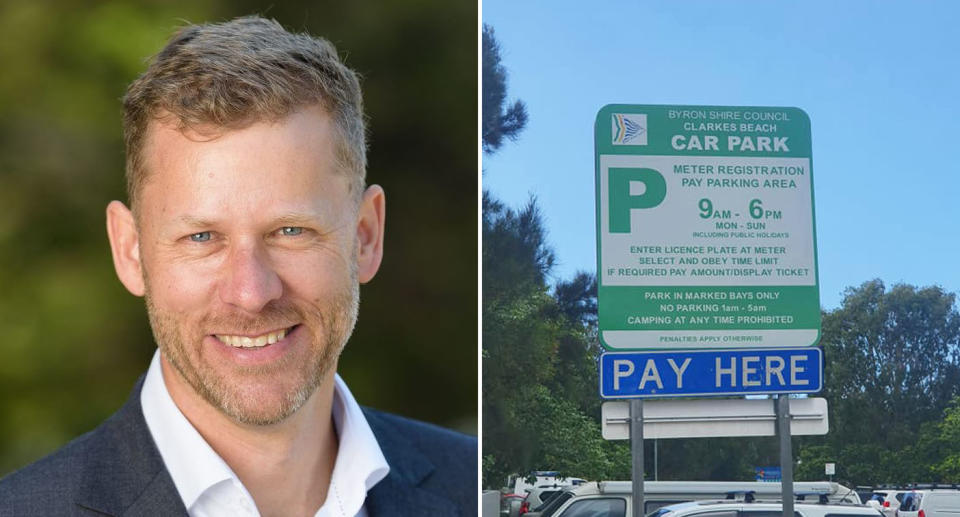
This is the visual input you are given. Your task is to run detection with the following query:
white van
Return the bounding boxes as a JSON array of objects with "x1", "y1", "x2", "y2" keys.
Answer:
[
  {"x1": 621, "y1": 481, "x2": 860, "y2": 513},
  {"x1": 511, "y1": 471, "x2": 586, "y2": 497},
  {"x1": 533, "y1": 497, "x2": 877, "y2": 517},
  {"x1": 896, "y1": 490, "x2": 960, "y2": 517}
]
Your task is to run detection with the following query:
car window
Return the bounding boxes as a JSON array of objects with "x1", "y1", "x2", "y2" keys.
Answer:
[
  {"x1": 535, "y1": 491, "x2": 565, "y2": 512},
  {"x1": 540, "y1": 491, "x2": 559, "y2": 503},
  {"x1": 901, "y1": 494, "x2": 922, "y2": 511},
  {"x1": 541, "y1": 492, "x2": 575, "y2": 517},
  {"x1": 558, "y1": 498, "x2": 627, "y2": 517}
]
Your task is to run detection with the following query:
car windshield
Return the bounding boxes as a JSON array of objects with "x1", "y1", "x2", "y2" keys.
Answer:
[
  {"x1": 535, "y1": 490, "x2": 565, "y2": 511},
  {"x1": 540, "y1": 492, "x2": 575, "y2": 517}
]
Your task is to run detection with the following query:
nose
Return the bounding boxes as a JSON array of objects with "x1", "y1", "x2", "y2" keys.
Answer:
[{"x1": 219, "y1": 241, "x2": 283, "y2": 313}]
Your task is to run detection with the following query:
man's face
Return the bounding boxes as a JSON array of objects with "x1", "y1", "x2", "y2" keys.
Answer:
[{"x1": 132, "y1": 107, "x2": 362, "y2": 426}]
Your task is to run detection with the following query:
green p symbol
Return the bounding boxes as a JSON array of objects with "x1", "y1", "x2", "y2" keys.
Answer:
[{"x1": 609, "y1": 167, "x2": 666, "y2": 233}]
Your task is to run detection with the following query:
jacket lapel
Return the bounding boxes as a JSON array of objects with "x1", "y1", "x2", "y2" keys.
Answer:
[
  {"x1": 74, "y1": 375, "x2": 188, "y2": 516},
  {"x1": 365, "y1": 475, "x2": 458, "y2": 516},
  {"x1": 69, "y1": 379, "x2": 460, "y2": 516},
  {"x1": 363, "y1": 408, "x2": 460, "y2": 516}
]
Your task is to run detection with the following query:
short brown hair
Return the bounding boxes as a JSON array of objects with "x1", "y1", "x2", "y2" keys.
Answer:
[{"x1": 122, "y1": 16, "x2": 366, "y2": 209}]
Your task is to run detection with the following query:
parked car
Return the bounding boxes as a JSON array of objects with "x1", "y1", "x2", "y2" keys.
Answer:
[
  {"x1": 511, "y1": 471, "x2": 586, "y2": 496},
  {"x1": 501, "y1": 493, "x2": 526, "y2": 517},
  {"x1": 521, "y1": 484, "x2": 577, "y2": 515},
  {"x1": 525, "y1": 481, "x2": 863, "y2": 517},
  {"x1": 898, "y1": 493, "x2": 921, "y2": 514},
  {"x1": 882, "y1": 491, "x2": 910, "y2": 517},
  {"x1": 539, "y1": 498, "x2": 880, "y2": 517},
  {"x1": 896, "y1": 490, "x2": 960, "y2": 517},
  {"x1": 649, "y1": 501, "x2": 884, "y2": 517},
  {"x1": 862, "y1": 490, "x2": 907, "y2": 517}
]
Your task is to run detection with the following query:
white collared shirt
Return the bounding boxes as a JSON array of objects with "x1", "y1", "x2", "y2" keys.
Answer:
[{"x1": 140, "y1": 351, "x2": 390, "y2": 517}]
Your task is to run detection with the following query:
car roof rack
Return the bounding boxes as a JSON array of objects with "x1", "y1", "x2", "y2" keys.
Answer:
[
  {"x1": 794, "y1": 492, "x2": 830, "y2": 504},
  {"x1": 871, "y1": 484, "x2": 960, "y2": 491},
  {"x1": 725, "y1": 491, "x2": 757, "y2": 503}
]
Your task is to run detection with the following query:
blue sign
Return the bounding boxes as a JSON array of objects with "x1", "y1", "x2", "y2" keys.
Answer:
[
  {"x1": 755, "y1": 466, "x2": 782, "y2": 482},
  {"x1": 599, "y1": 348, "x2": 822, "y2": 398}
]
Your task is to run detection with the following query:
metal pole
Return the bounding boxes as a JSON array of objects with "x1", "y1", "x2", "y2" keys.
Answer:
[
  {"x1": 631, "y1": 399, "x2": 645, "y2": 517},
  {"x1": 654, "y1": 439, "x2": 659, "y2": 481},
  {"x1": 778, "y1": 395, "x2": 794, "y2": 517}
]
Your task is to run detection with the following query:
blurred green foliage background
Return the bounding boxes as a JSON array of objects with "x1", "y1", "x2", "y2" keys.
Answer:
[{"x1": 0, "y1": 0, "x2": 477, "y2": 476}]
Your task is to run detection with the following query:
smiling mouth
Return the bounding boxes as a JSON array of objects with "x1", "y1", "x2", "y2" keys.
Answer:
[{"x1": 215, "y1": 325, "x2": 298, "y2": 348}]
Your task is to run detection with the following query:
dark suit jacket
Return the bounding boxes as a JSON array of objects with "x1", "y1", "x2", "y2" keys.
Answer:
[{"x1": 0, "y1": 376, "x2": 477, "y2": 516}]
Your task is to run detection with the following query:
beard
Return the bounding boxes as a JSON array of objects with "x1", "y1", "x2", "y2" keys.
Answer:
[{"x1": 144, "y1": 267, "x2": 359, "y2": 427}]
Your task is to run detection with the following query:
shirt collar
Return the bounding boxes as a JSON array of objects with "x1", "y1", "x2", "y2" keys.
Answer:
[
  {"x1": 140, "y1": 351, "x2": 241, "y2": 509},
  {"x1": 326, "y1": 373, "x2": 391, "y2": 516},
  {"x1": 140, "y1": 350, "x2": 390, "y2": 515}
]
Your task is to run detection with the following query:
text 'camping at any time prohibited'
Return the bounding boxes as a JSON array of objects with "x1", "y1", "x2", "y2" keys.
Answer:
[{"x1": 595, "y1": 105, "x2": 820, "y2": 350}]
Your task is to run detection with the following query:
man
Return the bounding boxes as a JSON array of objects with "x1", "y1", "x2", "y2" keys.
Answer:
[{"x1": 0, "y1": 16, "x2": 476, "y2": 516}]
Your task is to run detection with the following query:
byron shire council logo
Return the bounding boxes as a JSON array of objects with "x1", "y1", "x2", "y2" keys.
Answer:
[{"x1": 612, "y1": 113, "x2": 647, "y2": 145}]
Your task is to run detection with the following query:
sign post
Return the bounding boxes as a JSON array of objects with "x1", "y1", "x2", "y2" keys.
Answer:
[
  {"x1": 631, "y1": 400, "x2": 644, "y2": 517},
  {"x1": 595, "y1": 105, "x2": 821, "y2": 517},
  {"x1": 778, "y1": 396, "x2": 795, "y2": 517}
]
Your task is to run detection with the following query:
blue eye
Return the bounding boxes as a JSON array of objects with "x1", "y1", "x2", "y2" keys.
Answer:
[
  {"x1": 189, "y1": 232, "x2": 212, "y2": 242},
  {"x1": 280, "y1": 227, "x2": 303, "y2": 236}
]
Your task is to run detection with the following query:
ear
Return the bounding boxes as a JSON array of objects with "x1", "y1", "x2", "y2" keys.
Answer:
[
  {"x1": 355, "y1": 185, "x2": 385, "y2": 284},
  {"x1": 106, "y1": 200, "x2": 146, "y2": 297}
]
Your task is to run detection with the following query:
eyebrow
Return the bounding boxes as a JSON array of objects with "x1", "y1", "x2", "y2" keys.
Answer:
[
  {"x1": 175, "y1": 215, "x2": 216, "y2": 229},
  {"x1": 174, "y1": 212, "x2": 324, "y2": 228},
  {"x1": 272, "y1": 212, "x2": 325, "y2": 226}
]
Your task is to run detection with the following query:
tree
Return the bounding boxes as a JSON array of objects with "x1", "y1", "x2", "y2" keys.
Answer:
[
  {"x1": 482, "y1": 24, "x2": 528, "y2": 153},
  {"x1": 555, "y1": 272, "x2": 598, "y2": 328},
  {"x1": 481, "y1": 23, "x2": 627, "y2": 488},
  {"x1": 933, "y1": 398, "x2": 960, "y2": 481},
  {"x1": 797, "y1": 280, "x2": 960, "y2": 484},
  {"x1": 823, "y1": 281, "x2": 960, "y2": 446},
  {"x1": 483, "y1": 193, "x2": 555, "y2": 301}
]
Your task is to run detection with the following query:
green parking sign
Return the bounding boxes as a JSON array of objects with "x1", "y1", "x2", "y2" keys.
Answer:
[{"x1": 595, "y1": 105, "x2": 820, "y2": 350}]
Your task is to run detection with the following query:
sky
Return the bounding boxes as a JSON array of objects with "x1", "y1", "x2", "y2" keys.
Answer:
[{"x1": 482, "y1": 1, "x2": 960, "y2": 311}]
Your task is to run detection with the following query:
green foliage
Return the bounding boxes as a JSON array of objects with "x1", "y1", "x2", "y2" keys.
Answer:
[
  {"x1": 796, "y1": 280, "x2": 960, "y2": 485},
  {"x1": 795, "y1": 444, "x2": 835, "y2": 480},
  {"x1": 0, "y1": 0, "x2": 476, "y2": 476},
  {"x1": 653, "y1": 436, "x2": 776, "y2": 481},
  {"x1": 523, "y1": 385, "x2": 626, "y2": 480},
  {"x1": 931, "y1": 398, "x2": 960, "y2": 481},
  {"x1": 482, "y1": 189, "x2": 624, "y2": 487},
  {"x1": 481, "y1": 24, "x2": 527, "y2": 154}
]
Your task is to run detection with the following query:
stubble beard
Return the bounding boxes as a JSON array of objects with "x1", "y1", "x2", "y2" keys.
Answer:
[{"x1": 144, "y1": 267, "x2": 360, "y2": 427}]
